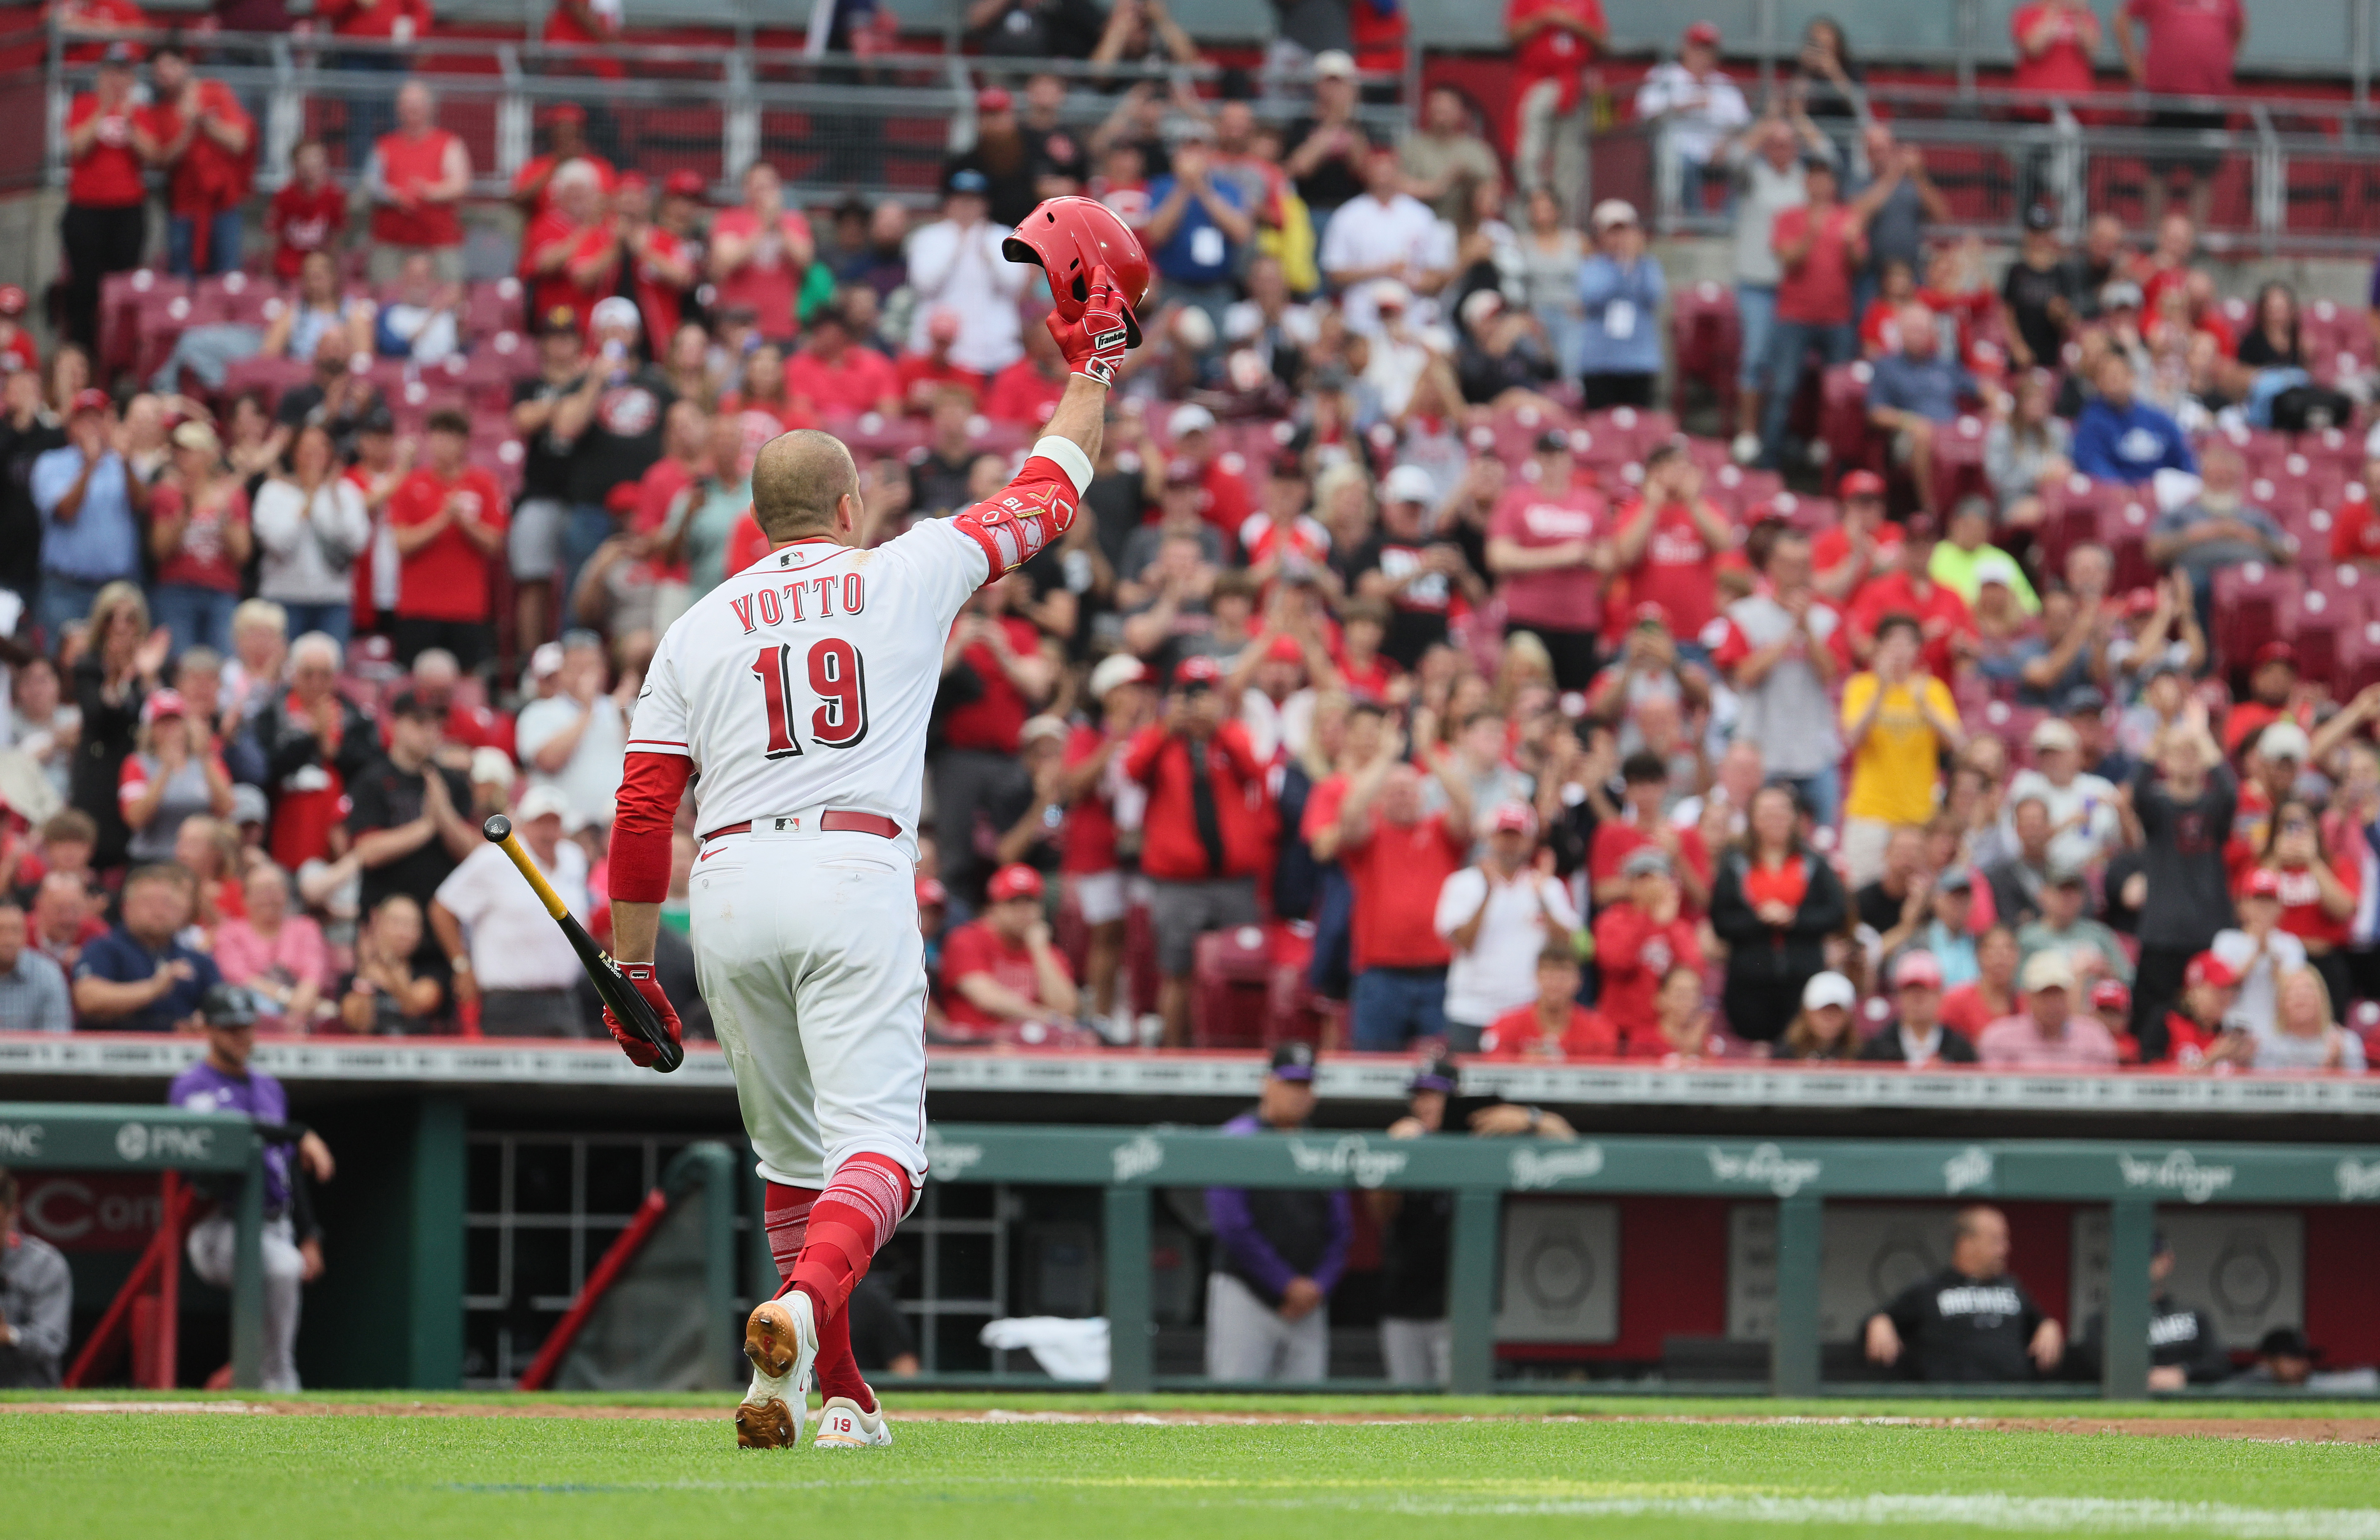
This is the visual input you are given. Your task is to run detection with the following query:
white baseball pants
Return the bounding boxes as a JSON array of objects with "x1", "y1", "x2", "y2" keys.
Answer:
[
  {"x1": 690, "y1": 826, "x2": 931, "y2": 1193},
  {"x1": 187, "y1": 1213, "x2": 305, "y2": 1392}
]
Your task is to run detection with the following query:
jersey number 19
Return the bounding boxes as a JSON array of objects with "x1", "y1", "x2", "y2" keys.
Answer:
[{"x1": 751, "y1": 639, "x2": 869, "y2": 759}]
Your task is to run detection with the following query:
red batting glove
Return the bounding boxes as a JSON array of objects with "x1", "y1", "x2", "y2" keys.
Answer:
[
  {"x1": 1046, "y1": 264, "x2": 1136, "y2": 387},
  {"x1": 604, "y1": 962, "x2": 683, "y2": 1068}
]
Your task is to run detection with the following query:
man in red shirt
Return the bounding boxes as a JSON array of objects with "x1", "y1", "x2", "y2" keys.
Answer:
[
  {"x1": 385, "y1": 408, "x2": 508, "y2": 670},
  {"x1": 1846, "y1": 514, "x2": 1975, "y2": 677},
  {"x1": 1609, "y1": 440, "x2": 1731, "y2": 649},
  {"x1": 783, "y1": 307, "x2": 902, "y2": 419},
  {"x1": 1480, "y1": 944, "x2": 1614, "y2": 1059},
  {"x1": 319, "y1": 0, "x2": 433, "y2": 170},
  {"x1": 2012, "y1": 0, "x2": 2103, "y2": 101},
  {"x1": 1062, "y1": 654, "x2": 1155, "y2": 1039},
  {"x1": 368, "y1": 81, "x2": 472, "y2": 284},
  {"x1": 613, "y1": 175, "x2": 696, "y2": 354},
  {"x1": 1813, "y1": 469, "x2": 1902, "y2": 603},
  {"x1": 1486, "y1": 430, "x2": 1608, "y2": 690},
  {"x1": 1159, "y1": 404, "x2": 1255, "y2": 552},
  {"x1": 510, "y1": 103, "x2": 617, "y2": 221},
  {"x1": 1123, "y1": 654, "x2": 1273, "y2": 1048},
  {"x1": 934, "y1": 578, "x2": 1056, "y2": 902},
  {"x1": 1506, "y1": 0, "x2": 1605, "y2": 223},
  {"x1": 521, "y1": 162, "x2": 619, "y2": 333},
  {"x1": 267, "y1": 139, "x2": 347, "y2": 283},
  {"x1": 60, "y1": 44, "x2": 152, "y2": 352},
  {"x1": 1594, "y1": 847, "x2": 1704, "y2": 1053},
  {"x1": 1588, "y1": 749, "x2": 1712, "y2": 910},
  {"x1": 145, "y1": 43, "x2": 253, "y2": 277},
  {"x1": 983, "y1": 322, "x2": 1070, "y2": 427},
  {"x1": 1759, "y1": 155, "x2": 1882, "y2": 469},
  {"x1": 895, "y1": 310, "x2": 986, "y2": 413},
  {"x1": 937, "y1": 864, "x2": 1081, "y2": 1044},
  {"x1": 1334, "y1": 724, "x2": 1474, "y2": 1051},
  {"x1": 2119, "y1": 0, "x2": 2244, "y2": 229},
  {"x1": 708, "y1": 161, "x2": 814, "y2": 343}
]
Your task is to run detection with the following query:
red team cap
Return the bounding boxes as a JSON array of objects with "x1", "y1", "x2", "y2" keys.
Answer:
[
  {"x1": 1837, "y1": 469, "x2": 1886, "y2": 500},
  {"x1": 1173, "y1": 654, "x2": 1222, "y2": 688},
  {"x1": 0, "y1": 285, "x2": 25, "y2": 317},
  {"x1": 986, "y1": 864, "x2": 1045, "y2": 903},
  {"x1": 2243, "y1": 867, "x2": 2283, "y2": 899},
  {"x1": 1002, "y1": 195, "x2": 1151, "y2": 346},
  {"x1": 2090, "y1": 978, "x2": 2132, "y2": 1014},
  {"x1": 1684, "y1": 20, "x2": 1721, "y2": 45},
  {"x1": 70, "y1": 387, "x2": 113, "y2": 416},
  {"x1": 1263, "y1": 634, "x2": 1305, "y2": 665},
  {"x1": 915, "y1": 877, "x2": 949, "y2": 909},
  {"x1": 140, "y1": 688, "x2": 189, "y2": 726},
  {"x1": 1892, "y1": 950, "x2": 1944, "y2": 990},
  {"x1": 1488, "y1": 802, "x2": 1537, "y2": 837},
  {"x1": 2185, "y1": 952, "x2": 2239, "y2": 990},
  {"x1": 663, "y1": 169, "x2": 708, "y2": 200}
]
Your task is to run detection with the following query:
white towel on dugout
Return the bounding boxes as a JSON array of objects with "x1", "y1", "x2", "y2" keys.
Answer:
[{"x1": 979, "y1": 1316, "x2": 1110, "y2": 1382}]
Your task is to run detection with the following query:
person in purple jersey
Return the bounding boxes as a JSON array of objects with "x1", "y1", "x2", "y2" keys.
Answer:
[
  {"x1": 1202, "y1": 1041, "x2": 1353, "y2": 1383},
  {"x1": 167, "y1": 984, "x2": 336, "y2": 1392}
]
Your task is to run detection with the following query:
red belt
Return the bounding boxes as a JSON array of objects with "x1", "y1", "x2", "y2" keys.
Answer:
[{"x1": 700, "y1": 811, "x2": 902, "y2": 843}]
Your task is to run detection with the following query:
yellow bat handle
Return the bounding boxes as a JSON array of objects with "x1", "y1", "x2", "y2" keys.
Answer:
[{"x1": 483, "y1": 814, "x2": 570, "y2": 922}]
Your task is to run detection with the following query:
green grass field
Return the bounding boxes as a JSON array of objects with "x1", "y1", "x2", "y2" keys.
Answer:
[{"x1": 8, "y1": 1391, "x2": 2379, "y2": 1540}]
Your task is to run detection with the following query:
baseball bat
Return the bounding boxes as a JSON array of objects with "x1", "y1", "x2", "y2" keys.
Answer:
[{"x1": 482, "y1": 813, "x2": 683, "y2": 1073}]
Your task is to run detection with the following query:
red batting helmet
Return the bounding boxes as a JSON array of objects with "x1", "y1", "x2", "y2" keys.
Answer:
[{"x1": 1002, "y1": 195, "x2": 1151, "y2": 348}]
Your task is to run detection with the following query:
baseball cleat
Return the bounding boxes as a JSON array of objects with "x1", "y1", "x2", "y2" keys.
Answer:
[
  {"x1": 737, "y1": 1293, "x2": 818, "y2": 1450},
  {"x1": 813, "y1": 1393, "x2": 893, "y2": 1448}
]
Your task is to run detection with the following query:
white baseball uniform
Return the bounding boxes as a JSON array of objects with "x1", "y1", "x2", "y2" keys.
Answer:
[{"x1": 620, "y1": 435, "x2": 1092, "y2": 1191}]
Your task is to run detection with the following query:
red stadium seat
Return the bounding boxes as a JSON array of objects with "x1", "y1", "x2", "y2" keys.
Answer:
[
  {"x1": 2336, "y1": 616, "x2": 2380, "y2": 698},
  {"x1": 2281, "y1": 589, "x2": 2345, "y2": 686},
  {"x1": 1925, "y1": 413, "x2": 1991, "y2": 513},
  {"x1": 1820, "y1": 362, "x2": 1878, "y2": 475},
  {"x1": 99, "y1": 269, "x2": 182, "y2": 375},
  {"x1": 2096, "y1": 491, "x2": 2159, "y2": 592},
  {"x1": 1191, "y1": 923, "x2": 1277, "y2": 1049},
  {"x1": 2211, "y1": 560, "x2": 2302, "y2": 673}
]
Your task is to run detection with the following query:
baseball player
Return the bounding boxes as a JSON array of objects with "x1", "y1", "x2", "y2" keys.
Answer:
[{"x1": 599, "y1": 196, "x2": 1147, "y2": 1450}]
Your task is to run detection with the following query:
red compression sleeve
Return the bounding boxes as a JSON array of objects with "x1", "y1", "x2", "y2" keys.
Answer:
[{"x1": 608, "y1": 750, "x2": 693, "y2": 903}]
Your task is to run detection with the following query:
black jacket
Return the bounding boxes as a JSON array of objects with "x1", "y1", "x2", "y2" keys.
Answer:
[
  {"x1": 1708, "y1": 846, "x2": 1849, "y2": 990},
  {"x1": 1855, "y1": 1021, "x2": 1980, "y2": 1064}
]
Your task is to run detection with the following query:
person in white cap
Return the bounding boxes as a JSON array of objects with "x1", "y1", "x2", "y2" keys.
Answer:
[
  {"x1": 1282, "y1": 50, "x2": 1369, "y2": 217},
  {"x1": 1351, "y1": 462, "x2": 1481, "y2": 668},
  {"x1": 1434, "y1": 801, "x2": 1580, "y2": 1052},
  {"x1": 428, "y1": 783, "x2": 594, "y2": 1037},
  {"x1": 1781, "y1": 969, "x2": 1859, "y2": 1060},
  {"x1": 1634, "y1": 22, "x2": 1751, "y2": 208},
  {"x1": 2003, "y1": 715, "x2": 2119, "y2": 875},
  {"x1": 1318, "y1": 143, "x2": 1452, "y2": 338},
  {"x1": 1975, "y1": 949, "x2": 2119, "y2": 1068},
  {"x1": 1576, "y1": 199, "x2": 1667, "y2": 409},
  {"x1": 551, "y1": 294, "x2": 676, "y2": 609}
]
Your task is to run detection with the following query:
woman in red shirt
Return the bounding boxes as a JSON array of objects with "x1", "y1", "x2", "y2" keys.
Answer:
[
  {"x1": 61, "y1": 46, "x2": 153, "y2": 353},
  {"x1": 149, "y1": 420, "x2": 254, "y2": 658},
  {"x1": 1481, "y1": 944, "x2": 1615, "y2": 1059},
  {"x1": 2252, "y1": 797, "x2": 2359, "y2": 1011}
]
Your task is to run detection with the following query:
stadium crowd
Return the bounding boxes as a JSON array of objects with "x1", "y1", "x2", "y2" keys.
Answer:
[{"x1": 0, "y1": 0, "x2": 2371, "y2": 1081}]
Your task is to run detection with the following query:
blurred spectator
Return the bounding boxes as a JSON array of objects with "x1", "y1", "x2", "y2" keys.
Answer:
[
  {"x1": 1611, "y1": 442, "x2": 1728, "y2": 648},
  {"x1": 1590, "y1": 749, "x2": 1711, "y2": 907},
  {"x1": 899, "y1": 322, "x2": 987, "y2": 421},
  {"x1": 966, "y1": 0, "x2": 1107, "y2": 59},
  {"x1": 273, "y1": 331, "x2": 383, "y2": 459},
  {"x1": 1858, "y1": 949, "x2": 1978, "y2": 1064},
  {"x1": 1350, "y1": 465, "x2": 1481, "y2": 668},
  {"x1": 1635, "y1": 23, "x2": 1751, "y2": 211},
  {"x1": 1929, "y1": 496, "x2": 2038, "y2": 613},
  {"x1": 1596, "y1": 846, "x2": 1702, "y2": 1053},
  {"x1": 1985, "y1": 791, "x2": 2054, "y2": 928},
  {"x1": 516, "y1": 631, "x2": 631, "y2": 833},
  {"x1": 553, "y1": 299, "x2": 670, "y2": 606},
  {"x1": 348, "y1": 688, "x2": 475, "y2": 966},
  {"x1": 1781, "y1": 969, "x2": 1857, "y2": 1060},
  {"x1": 541, "y1": 0, "x2": 625, "y2": 73},
  {"x1": 144, "y1": 41, "x2": 254, "y2": 278},
  {"x1": 2255, "y1": 967, "x2": 2367, "y2": 1072},
  {"x1": 1839, "y1": 614, "x2": 1964, "y2": 886},
  {"x1": 2213, "y1": 857, "x2": 2307, "y2": 1039},
  {"x1": 1142, "y1": 128, "x2": 1253, "y2": 335},
  {"x1": 616, "y1": 175, "x2": 698, "y2": 349},
  {"x1": 1400, "y1": 86, "x2": 1500, "y2": 223},
  {"x1": 1790, "y1": 17, "x2": 1869, "y2": 126},
  {"x1": 33, "y1": 391, "x2": 146, "y2": 642},
  {"x1": 430, "y1": 784, "x2": 591, "y2": 1037},
  {"x1": 2121, "y1": 706, "x2": 2238, "y2": 1054},
  {"x1": 1726, "y1": 113, "x2": 1822, "y2": 464},
  {"x1": 511, "y1": 306, "x2": 590, "y2": 647},
  {"x1": 0, "y1": 1165, "x2": 69, "y2": 1385},
  {"x1": 265, "y1": 140, "x2": 347, "y2": 283},
  {"x1": 252, "y1": 423, "x2": 371, "y2": 649},
  {"x1": 386, "y1": 409, "x2": 507, "y2": 670},
  {"x1": 1854, "y1": 125, "x2": 1945, "y2": 306},
  {"x1": 1715, "y1": 528, "x2": 1844, "y2": 824},
  {"x1": 0, "y1": 898, "x2": 71, "y2": 1032},
  {"x1": 1336, "y1": 730, "x2": 1471, "y2": 1051},
  {"x1": 2118, "y1": 0, "x2": 2243, "y2": 229},
  {"x1": 1577, "y1": 201, "x2": 1665, "y2": 409},
  {"x1": 8, "y1": 657, "x2": 77, "y2": 808},
  {"x1": 1709, "y1": 782, "x2": 1848, "y2": 1044},
  {"x1": 710, "y1": 163, "x2": 816, "y2": 344},
  {"x1": 1319, "y1": 146, "x2": 1451, "y2": 337},
  {"x1": 1435, "y1": 802, "x2": 1578, "y2": 1051},
  {"x1": 1284, "y1": 51, "x2": 1369, "y2": 219},
  {"x1": 937, "y1": 862, "x2": 1080, "y2": 1043},
  {"x1": 51, "y1": 0, "x2": 148, "y2": 63},
  {"x1": 254, "y1": 631, "x2": 375, "y2": 872},
  {"x1": 510, "y1": 104, "x2": 615, "y2": 222},
  {"x1": 149, "y1": 421, "x2": 254, "y2": 656},
  {"x1": 1480, "y1": 943, "x2": 1610, "y2": 1058},
  {"x1": 1506, "y1": 0, "x2": 1605, "y2": 222},
  {"x1": 2012, "y1": 0, "x2": 2102, "y2": 101},
  {"x1": 1999, "y1": 209, "x2": 2077, "y2": 375},
  {"x1": 2016, "y1": 863, "x2": 2132, "y2": 986},
  {"x1": 1759, "y1": 154, "x2": 1872, "y2": 468},
  {"x1": 523, "y1": 161, "x2": 620, "y2": 330},
  {"x1": 1125, "y1": 650, "x2": 1270, "y2": 1043},
  {"x1": 1204, "y1": 1043, "x2": 1349, "y2": 1383},
  {"x1": 1978, "y1": 950, "x2": 2121, "y2": 1067},
  {"x1": 1059, "y1": 654, "x2": 1153, "y2": 1041},
  {"x1": 1984, "y1": 373, "x2": 2072, "y2": 532},
  {"x1": 60, "y1": 45, "x2": 150, "y2": 354},
  {"x1": 2071, "y1": 351, "x2": 2192, "y2": 484},
  {"x1": 31, "y1": 869, "x2": 103, "y2": 975},
  {"x1": 1485, "y1": 433, "x2": 1606, "y2": 690},
  {"x1": 365, "y1": 81, "x2": 471, "y2": 284},
  {"x1": 1865, "y1": 304, "x2": 1975, "y2": 518},
  {"x1": 339, "y1": 892, "x2": 443, "y2": 1032},
  {"x1": 72, "y1": 863, "x2": 221, "y2": 1030},
  {"x1": 2006, "y1": 719, "x2": 2121, "y2": 873},
  {"x1": 1864, "y1": 1206, "x2": 2061, "y2": 1382},
  {"x1": 2145, "y1": 441, "x2": 2286, "y2": 619},
  {"x1": 952, "y1": 88, "x2": 1040, "y2": 230},
  {"x1": 118, "y1": 687, "x2": 233, "y2": 864},
  {"x1": 906, "y1": 172, "x2": 1031, "y2": 376},
  {"x1": 213, "y1": 862, "x2": 332, "y2": 1032},
  {"x1": 784, "y1": 305, "x2": 901, "y2": 418},
  {"x1": 984, "y1": 323, "x2": 1070, "y2": 427},
  {"x1": 70, "y1": 583, "x2": 166, "y2": 868}
]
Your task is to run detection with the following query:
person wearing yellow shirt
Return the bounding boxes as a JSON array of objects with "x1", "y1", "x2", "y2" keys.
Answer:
[{"x1": 1840, "y1": 613, "x2": 1967, "y2": 886}]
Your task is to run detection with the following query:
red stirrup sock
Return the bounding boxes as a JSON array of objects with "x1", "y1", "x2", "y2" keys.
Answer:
[
  {"x1": 762, "y1": 1180, "x2": 874, "y2": 1412},
  {"x1": 789, "y1": 1152, "x2": 913, "y2": 1324}
]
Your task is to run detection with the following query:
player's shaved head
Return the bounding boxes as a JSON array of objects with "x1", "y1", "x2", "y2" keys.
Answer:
[{"x1": 752, "y1": 429, "x2": 860, "y2": 541}]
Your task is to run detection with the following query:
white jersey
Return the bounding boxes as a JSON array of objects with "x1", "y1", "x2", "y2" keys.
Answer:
[{"x1": 625, "y1": 437, "x2": 1091, "y2": 846}]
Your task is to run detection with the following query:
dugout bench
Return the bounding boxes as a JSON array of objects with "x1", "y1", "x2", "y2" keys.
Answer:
[
  {"x1": 917, "y1": 1124, "x2": 2380, "y2": 1399},
  {"x1": 0, "y1": 1102, "x2": 272, "y2": 1388}
]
